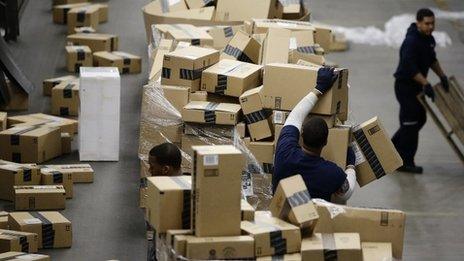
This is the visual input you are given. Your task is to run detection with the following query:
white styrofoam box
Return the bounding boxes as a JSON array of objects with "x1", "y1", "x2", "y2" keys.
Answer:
[{"x1": 79, "y1": 67, "x2": 121, "y2": 161}]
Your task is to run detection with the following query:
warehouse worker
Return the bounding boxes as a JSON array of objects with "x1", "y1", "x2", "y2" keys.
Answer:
[
  {"x1": 148, "y1": 142, "x2": 182, "y2": 176},
  {"x1": 273, "y1": 67, "x2": 356, "y2": 203},
  {"x1": 392, "y1": 8, "x2": 449, "y2": 174}
]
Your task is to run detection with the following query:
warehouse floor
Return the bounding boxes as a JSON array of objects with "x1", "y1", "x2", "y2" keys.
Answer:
[{"x1": 1, "y1": 0, "x2": 463, "y2": 260}]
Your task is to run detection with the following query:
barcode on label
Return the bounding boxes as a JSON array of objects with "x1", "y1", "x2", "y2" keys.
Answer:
[
  {"x1": 289, "y1": 37, "x2": 297, "y2": 50},
  {"x1": 203, "y1": 155, "x2": 219, "y2": 166},
  {"x1": 273, "y1": 111, "x2": 284, "y2": 124},
  {"x1": 241, "y1": 171, "x2": 253, "y2": 196},
  {"x1": 351, "y1": 142, "x2": 366, "y2": 166},
  {"x1": 23, "y1": 218, "x2": 42, "y2": 225}
]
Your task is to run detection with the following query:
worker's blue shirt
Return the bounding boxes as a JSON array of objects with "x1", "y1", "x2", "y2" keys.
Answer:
[
  {"x1": 273, "y1": 125, "x2": 347, "y2": 202},
  {"x1": 394, "y1": 23, "x2": 437, "y2": 88}
]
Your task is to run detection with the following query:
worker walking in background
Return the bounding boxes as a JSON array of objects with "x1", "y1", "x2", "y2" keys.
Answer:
[{"x1": 392, "y1": 8, "x2": 449, "y2": 174}]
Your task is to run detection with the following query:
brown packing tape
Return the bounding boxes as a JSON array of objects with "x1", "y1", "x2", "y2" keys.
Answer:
[{"x1": 29, "y1": 212, "x2": 55, "y2": 249}]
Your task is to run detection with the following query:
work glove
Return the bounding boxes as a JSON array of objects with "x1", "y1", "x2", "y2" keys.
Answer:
[
  {"x1": 440, "y1": 75, "x2": 449, "y2": 92},
  {"x1": 423, "y1": 83, "x2": 435, "y2": 102},
  {"x1": 346, "y1": 146, "x2": 356, "y2": 167},
  {"x1": 315, "y1": 67, "x2": 338, "y2": 94}
]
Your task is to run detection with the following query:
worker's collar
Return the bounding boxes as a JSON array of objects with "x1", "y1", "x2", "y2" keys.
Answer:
[{"x1": 302, "y1": 145, "x2": 321, "y2": 157}]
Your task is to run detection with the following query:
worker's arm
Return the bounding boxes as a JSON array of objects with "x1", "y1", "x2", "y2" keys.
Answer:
[
  {"x1": 431, "y1": 61, "x2": 449, "y2": 92},
  {"x1": 413, "y1": 72, "x2": 436, "y2": 101},
  {"x1": 332, "y1": 146, "x2": 357, "y2": 202},
  {"x1": 412, "y1": 72, "x2": 429, "y2": 86}
]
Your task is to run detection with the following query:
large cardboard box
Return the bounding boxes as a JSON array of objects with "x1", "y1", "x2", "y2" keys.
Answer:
[
  {"x1": 79, "y1": 67, "x2": 120, "y2": 161},
  {"x1": 221, "y1": 31, "x2": 261, "y2": 64},
  {"x1": 362, "y1": 242, "x2": 392, "y2": 261},
  {"x1": 314, "y1": 200, "x2": 406, "y2": 259},
  {"x1": 261, "y1": 27, "x2": 291, "y2": 64},
  {"x1": 270, "y1": 175, "x2": 319, "y2": 233},
  {"x1": 0, "y1": 212, "x2": 7, "y2": 229},
  {"x1": 182, "y1": 101, "x2": 242, "y2": 125},
  {"x1": 239, "y1": 87, "x2": 273, "y2": 141},
  {"x1": 241, "y1": 216, "x2": 301, "y2": 257},
  {"x1": 161, "y1": 85, "x2": 190, "y2": 113},
  {"x1": 67, "y1": 33, "x2": 118, "y2": 52},
  {"x1": 206, "y1": 25, "x2": 243, "y2": 50},
  {"x1": 256, "y1": 253, "x2": 302, "y2": 261},
  {"x1": 215, "y1": 0, "x2": 277, "y2": 22},
  {"x1": 186, "y1": 236, "x2": 255, "y2": 260},
  {"x1": 111, "y1": 51, "x2": 142, "y2": 74},
  {"x1": 13, "y1": 185, "x2": 66, "y2": 211},
  {"x1": 40, "y1": 168, "x2": 73, "y2": 199},
  {"x1": 65, "y1": 46, "x2": 92, "y2": 73},
  {"x1": 241, "y1": 199, "x2": 255, "y2": 222},
  {"x1": 0, "y1": 124, "x2": 61, "y2": 164},
  {"x1": 146, "y1": 176, "x2": 192, "y2": 233},
  {"x1": 67, "y1": 5, "x2": 99, "y2": 34},
  {"x1": 321, "y1": 126, "x2": 351, "y2": 169},
  {"x1": 191, "y1": 145, "x2": 244, "y2": 237},
  {"x1": 161, "y1": 46, "x2": 220, "y2": 91},
  {"x1": 0, "y1": 112, "x2": 6, "y2": 131},
  {"x1": 7, "y1": 113, "x2": 78, "y2": 135},
  {"x1": 40, "y1": 164, "x2": 93, "y2": 183},
  {"x1": 301, "y1": 233, "x2": 362, "y2": 261},
  {"x1": 0, "y1": 161, "x2": 40, "y2": 201},
  {"x1": 8, "y1": 212, "x2": 72, "y2": 249},
  {"x1": 42, "y1": 75, "x2": 77, "y2": 97},
  {"x1": 243, "y1": 138, "x2": 275, "y2": 174},
  {"x1": 161, "y1": 24, "x2": 214, "y2": 47},
  {"x1": 0, "y1": 252, "x2": 49, "y2": 260},
  {"x1": 261, "y1": 63, "x2": 348, "y2": 114},
  {"x1": 351, "y1": 117, "x2": 402, "y2": 187},
  {"x1": 201, "y1": 59, "x2": 262, "y2": 97},
  {"x1": 51, "y1": 80, "x2": 79, "y2": 116},
  {"x1": 0, "y1": 229, "x2": 38, "y2": 253}
]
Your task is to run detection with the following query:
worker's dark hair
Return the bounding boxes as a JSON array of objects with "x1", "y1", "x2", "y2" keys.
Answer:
[
  {"x1": 416, "y1": 8, "x2": 435, "y2": 21},
  {"x1": 302, "y1": 117, "x2": 329, "y2": 149},
  {"x1": 149, "y1": 143, "x2": 181, "y2": 169}
]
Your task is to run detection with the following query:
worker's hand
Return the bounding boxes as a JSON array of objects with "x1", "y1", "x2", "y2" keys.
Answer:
[
  {"x1": 423, "y1": 83, "x2": 435, "y2": 102},
  {"x1": 440, "y1": 76, "x2": 449, "y2": 92},
  {"x1": 346, "y1": 145, "x2": 356, "y2": 167},
  {"x1": 315, "y1": 67, "x2": 338, "y2": 95}
]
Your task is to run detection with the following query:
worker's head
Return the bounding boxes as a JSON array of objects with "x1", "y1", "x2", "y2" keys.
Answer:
[
  {"x1": 416, "y1": 8, "x2": 435, "y2": 36},
  {"x1": 301, "y1": 117, "x2": 329, "y2": 154},
  {"x1": 148, "y1": 143, "x2": 182, "y2": 176}
]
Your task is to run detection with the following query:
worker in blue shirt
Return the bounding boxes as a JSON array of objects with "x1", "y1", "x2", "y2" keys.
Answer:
[
  {"x1": 392, "y1": 8, "x2": 449, "y2": 174},
  {"x1": 274, "y1": 67, "x2": 357, "y2": 203}
]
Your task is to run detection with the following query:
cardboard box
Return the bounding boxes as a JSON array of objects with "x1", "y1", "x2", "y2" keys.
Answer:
[
  {"x1": 0, "y1": 78, "x2": 28, "y2": 111},
  {"x1": 321, "y1": 126, "x2": 351, "y2": 169},
  {"x1": 206, "y1": 93, "x2": 240, "y2": 104},
  {"x1": 173, "y1": 234, "x2": 195, "y2": 258},
  {"x1": 190, "y1": 91, "x2": 208, "y2": 102},
  {"x1": 0, "y1": 124, "x2": 61, "y2": 164},
  {"x1": 248, "y1": 19, "x2": 315, "y2": 34},
  {"x1": 0, "y1": 252, "x2": 49, "y2": 260},
  {"x1": 206, "y1": 25, "x2": 243, "y2": 50},
  {"x1": 65, "y1": 45, "x2": 92, "y2": 73},
  {"x1": 314, "y1": 25, "x2": 332, "y2": 53},
  {"x1": 221, "y1": 31, "x2": 261, "y2": 64},
  {"x1": 201, "y1": 59, "x2": 262, "y2": 97},
  {"x1": 51, "y1": 80, "x2": 79, "y2": 116},
  {"x1": 362, "y1": 242, "x2": 392, "y2": 261},
  {"x1": 0, "y1": 229, "x2": 38, "y2": 253},
  {"x1": 351, "y1": 117, "x2": 402, "y2": 187},
  {"x1": 40, "y1": 168, "x2": 73, "y2": 199},
  {"x1": 261, "y1": 63, "x2": 348, "y2": 114},
  {"x1": 7, "y1": 113, "x2": 78, "y2": 135},
  {"x1": 79, "y1": 67, "x2": 120, "y2": 161},
  {"x1": 243, "y1": 138, "x2": 275, "y2": 174},
  {"x1": 146, "y1": 176, "x2": 192, "y2": 233},
  {"x1": 241, "y1": 199, "x2": 255, "y2": 221},
  {"x1": 111, "y1": 51, "x2": 142, "y2": 74},
  {"x1": 182, "y1": 101, "x2": 242, "y2": 125},
  {"x1": 166, "y1": 229, "x2": 192, "y2": 248},
  {"x1": 61, "y1": 133, "x2": 72, "y2": 154},
  {"x1": 161, "y1": 46, "x2": 220, "y2": 91},
  {"x1": 13, "y1": 185, "x2": 66, "y2": 211},
  {"x1": 149, "y1": 39, "x2": 175, "y2": 81},
  {"x1": 185, "y1": 0, "x2": 214, "y2": 9},
  {"x1": 301, "y1": 233, "x2": 362, "y2": 261},
  {"x1": 93, "y1": 51, "x2": 123, "y2": 72},
  {"x1": 0, "y1": 161, "x2": 40, "y2": 201},
  {"x1": 186, "y1": 236, "x2": 255, "y2": 260},
  {"x1": 0, "y1": 212, "x2": 7, "y2": 229},
  {"x1": 8, "y1": 212, "x2": 72, "y2": 249},
  {"x1": 0, "y1": 112, "x2": 6, "y2": 131},
  {"x1": 290, "y1": 30, "x2": 315, "y2": 50},
  {"x1": 40, "y1": 164, "x2": 93, "y2": 184},
  {"x1": 277, "y1": 0, "x2": 302, "y2": 19},
  {"x1": 215, "y1": 0, "x2": 277, "y2": 22},
  {"x1": 236, "y1": 122, "x2": 247, "y2": 138},
  {"x1": 52, "y1": 3, "x2": 91, "y2": 24},
  {"x1": 161, "y1": 85, "x2": 190, "y2": 113},
  {"x1": 261, "y1": 27, "x2": 291, "y2": 64},
  {"x1": 313, "y1": 200, "x2": 406, "y2": 259},
  {"x1": 257, "y1": 253, "x2": 302, "y2": 261},
  {"x1": 239, "y1": 87, "x2": 273, "y2": 141},
  {"x1": 191, "y1": 145, "x2": 244, "y2": 237},
  {"x1": 67, "y1": 33, "x2": 118, "y2": 52},
  {"x1": 241, "y1": 215, "x2": 301, "y2": 257},
  {"x1": 270, "y1": 175, "x2": 318, "y2": 232},
  {"x1": 161, "y1": 24, "x2": 213, "y2": 47},
  {"x1": 290, "y1": 45, "x2": 325, "y2": 65},
  {"x1": 67, "y1": 5, "x2": 99, "y2": 34},
  {"x1": 42, "y1": 75, "x2": 77, "y2": 97}
]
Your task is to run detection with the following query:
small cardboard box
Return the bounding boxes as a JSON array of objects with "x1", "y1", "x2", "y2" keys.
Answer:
[
  {"x1": 0, "y1": 212, "x2": 8, "y2": 229},
  {"x1": 0, "y1": 161, "x2": 40, "y2": 201},
  {"x1": 182, "y1": 101, "x2": 242, "y2": 125},
  {"x1": 0, "y1": 252, "x2": 50, "y2": 260},
  {"x1": 0, "y1": 229, "x2": 38, "y2": 253},
  {"x1": 241, "y1": 199, "x2": 255, "y2": 221},
  {"x1": 191, "y1": 145, "x2": 244, "y2": 237},
  {"x1": 65, "y1": 45, "x2": 92, "y2": 73},
  {"x1": 0, "y1": 124, "x2": 61, "y2": 164},
  {"x1": 161, "y1": 85, "x2": 190, "y2": 113},
  {"x1": 163, "y1": 24, "x2": 213, "y2": 47},
  {"x1": 0, "y1": 112, "x2": 6, "y2": 131},
  {"x1": 243, "y1": 138, "x2": 275, "y2": 174},
  {"x1": 51, "y1": 80, "x2": 79, "y2": 116},
  {"x1": 52, "y1": 3, "x2": 90, "y2": 24},
  {"x1": 112, "y1": 51, "x2": 142, "y2": 74},
  {"x1": 145, "y1": 176, "x2": 192, "y2": 233},
  {"x1": 93, "y1": 51, "x2": 124, "y2": 72},
  {"x1": 239, "y1": 87, "x2": 273, "y2": 141},
  {"x1": 42, "y1": 75, "x2": 77, "y2": 97},
  {"x1": 261, "y1": 27, "x2": 291, "y2": 65},
  {"x1": 186, "y1": 236, "x2": 255, "y2": 260},
  {"x1": 351, "y1": 117, "x2": 402, "y2": 187},
  {"x1": 40, "y1": 164, "x2": 93, "y2": 183},
  {"x1": 8, "y1": 212, "x2": 72, "y2": 249},
  {"x1": 301, "y1": 233, "x2": 362, "y2": 261},
  {"x1": 241, "y1": 215, "x2": 301, "y2": 257},
  {"x1": 161, "y1": 46, "x2": 220, "y2": 91},
  {"x1": 7, "y1": 113, "x2": 78, "y2": 135},
  {"x1": 270, "y1": 175, "x2": 319, "y2": 233},
  {"x1": 67, "y1": 5, "x2": 99, "y2": 34},
  {"x1": 314, "y1": 25, "x2": 333, "y2": 53},
  {"x1": 13, "y1": 185, "x2": 66, "y2": 211},
  {"x1": 61, "y1": 133, "x2": 72, "y2": 154},
  {"x1": 215, "y1": 0, "x2": 277, "y2": 22},
  {"x1": 206, "y1": 25, "x2": 244, "y2": 50},
  {"x1": 221, "y1": 31, "x2": 261, "y2": 64},
  {"x1": 40, "y1": 168, "x2": 73, "y2": 199},
  {"x1": 201, "y1": 59, "x2": 262, "y2": 97},
  {"x1": 67, "y1": 33, "x2": 118, "y2": 52},
  {"x1": 256, "y1": 253, "x2": 302, "y2": 261},
  {"x1": 277, "y1": 0, "x2": 302, "y2": 20},
  {"x1": 321, "y1": 126, "x2": 351, "y2": 169},
  {"x1": 362, "y1": 242, "x2": 393, "y2": 261}
]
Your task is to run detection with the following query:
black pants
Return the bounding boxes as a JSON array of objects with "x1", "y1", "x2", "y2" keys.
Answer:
[{"x1": 391, "y1": 80, "x2": 427, "y2": 166}]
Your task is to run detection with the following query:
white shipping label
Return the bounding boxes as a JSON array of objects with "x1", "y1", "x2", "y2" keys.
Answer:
[
  {"x1": 273, "y1": 111, "x2": 285, "y2": 124},
  {"x1": 241, "y1": 171, "x2": 254, "y2": 197},
  {"x1": 351, "y1": 142, "x2": 366, "y2": 166},
  {"x1": 289, "y1": 37, "x2": 297, "y2": 50},
  {"x1": 203, "y1": 155, "x2": 219, "y2": 166},
  {"x1": 23, "y1": 218, "x2": 42, "y2": 225}
]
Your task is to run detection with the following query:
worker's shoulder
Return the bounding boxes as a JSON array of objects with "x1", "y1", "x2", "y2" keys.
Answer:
[{"x1": 320, "y1": 159, "x2": 346, "y2": 176}]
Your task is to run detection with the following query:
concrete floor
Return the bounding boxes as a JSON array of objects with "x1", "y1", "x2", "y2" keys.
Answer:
[{"x1": 0, "y1": 0, "x2": 463, "y2": 260}]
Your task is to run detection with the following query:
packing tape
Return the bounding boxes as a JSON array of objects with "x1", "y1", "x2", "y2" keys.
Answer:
[
  {"x1": 190, "y1": 39, "x2": 200, "y2": 46},
  {"x1": 60, "y1": 107, "x2": 70, "y2": 116},
  {"x1": 29, "y1": 212, "x2": 55, "y2": 249},
  {"x1": 139, "y1": 177, "x2": 147, "y2": 189},
  {"x1": 352, "y1": 128, "x2": 386, "y2": 179},
  {"x1": 0, "y1": 232, "x2": 30, "y2": 252},
  {"x1": 181, "y1": 190, "x2": 191, "y2": 229},
  {"x1": 244, "y1": 110, "x2": 267, "y2": 125},
  {"x1": 223, "y1": 27, "x2": 234, "y2": 38},
  {"x1": 76, "y1": 49, "x2": 85, "y2": 61},
  {"x1": 296, "y1": 46, "x2": 316, "y2": 54},
  {"x1": 63, "y1": 83, "x2": 74, "y2": 99},
  {"x1": 203, "y1": 0, "x2": 214, "y2": 5},
  {"x1": 63, "y1": 8, "x2": 70, "y2": 24},
  {"x1": 51, "y1": 171, "x2": 64, "y2": 184},
  {"x1": 191, "y1": 151, "x2": 198, "y2": 232},
  {"x1": 161, "y1": 67, "x2": 171, "y2": 79},
  {"x1": 321, "y1": 233, "x2": 338, "y2": 261},
  {"x1": 271, "y1": 255, "x2": 285, "y2": 261},
  {"x1": 223, "y1": 45, "x2": 253, "y2": 63},
  {"x1": 179, "y1": 68, "x2": 202, "y2": 81},
  {"x1": 110, "y1": 36, "x2": 116, "y2": 51},
  {"x1": 18, "y1": 167, "x2": 32, "y2": 182},
  {"x1": 204, "y1": 102, "x2": 219, "y2": 124},
  {"x1": 281, "y1": 189, "x2": 311, "y2": 219},
  {"x1": 77, "y1": 10, "x2": 86, "y2": 23},
  {"x1": 269, "y1": 230, "x2": 287, "y2": 255},
  {"x1": 215, "y1": 74, "x2": 227, "y2": 94}
]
